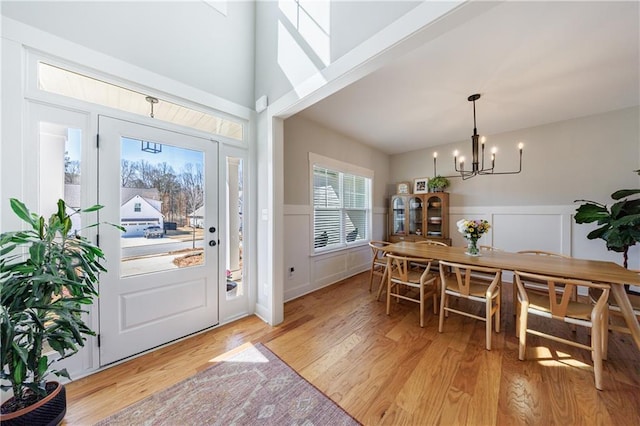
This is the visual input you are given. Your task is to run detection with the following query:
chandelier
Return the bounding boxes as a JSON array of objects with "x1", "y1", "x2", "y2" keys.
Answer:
[{"x1": 433, "y1": 94, "x2": 523, "y2": 180}]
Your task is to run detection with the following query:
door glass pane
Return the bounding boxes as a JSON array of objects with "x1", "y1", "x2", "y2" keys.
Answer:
[
  {"x1": 226, "y1": 157, "x2": 244, "y2": 299},
  {"x1": 120, "y1": 137, "x2": 204, "y2": 277}
]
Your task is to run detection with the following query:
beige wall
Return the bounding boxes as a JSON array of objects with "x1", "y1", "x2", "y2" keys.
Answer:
[
  {"x1": 284, "y1": 114, "x2": 390, "y2": 208},
  {"x1": 390, "y1": 106, "x2": 639, "y2": 273},
  {"x1": 283, "y1": 107, "x2": 640, "y2": 301},
  {"x1": 390, "y1": 106, "x2": 640, "y2": 207},
  {"x1": 282, "y1": 114, "x2": 391, "y2": 301}
]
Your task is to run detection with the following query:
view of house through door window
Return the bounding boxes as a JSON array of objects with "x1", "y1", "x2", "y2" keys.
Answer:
[
  {"x1": 120, "y1": 137, "x2": 205, "y2": 277},
  {"x1": 226, "y1": 156, "x2": 244, "y2": 299}
]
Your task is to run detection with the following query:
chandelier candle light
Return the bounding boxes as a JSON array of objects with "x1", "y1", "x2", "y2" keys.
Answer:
[
  {"x1": 457, "y1": 219, "x2": 491, "y2": 256},
  {"x1": 432, "y1": 94, "x2": 524, "y2": 180}
]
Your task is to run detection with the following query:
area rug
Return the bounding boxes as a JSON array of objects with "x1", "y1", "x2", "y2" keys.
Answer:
[{"x1": 94, "y1": 343, "x2": 360, "y2": 425}]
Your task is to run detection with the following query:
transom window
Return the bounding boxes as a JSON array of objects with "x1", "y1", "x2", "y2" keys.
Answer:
[
  {"x1": 37, "y1": 62, "x2": 243, "y2": 141},
  {"x1": 311, "y1": 153, "x2": 372, "y2": 252}
]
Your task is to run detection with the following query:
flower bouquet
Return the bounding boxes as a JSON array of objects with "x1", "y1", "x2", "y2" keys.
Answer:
[{"x1": 457, "y1": 219, "x2": 491, "y2": 256}]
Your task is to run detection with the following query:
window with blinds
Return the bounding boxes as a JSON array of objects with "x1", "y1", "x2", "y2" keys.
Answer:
[{"x1": 312, "y1": 164, "x2": 371, "y2": 252}]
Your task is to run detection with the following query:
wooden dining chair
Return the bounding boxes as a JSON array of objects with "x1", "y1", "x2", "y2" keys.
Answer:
[
  {"x1": 589, "y1": 270, "x2": 640, "y2": 357},
  {"x1": 415, "y1": 239, "x2": 449, "y2": 272},
  {"x1": 368, "y1": 241, "x2": 391, "y2": 300},
  {"x1": 514, "y1": 270, "x2": 610, "y2": 390},
  {"x1": 415, "y1": 240, "x2": 448, "y2": 246},
  {"x1": 438, "y1": 260, "x2": 502, "y2": 350},
  {"x1": 386, "y1": 253, "x2": 438, "y2": 327},
  {"x1": 512, "y1": 250, "x2": 576, "y2": 314}
]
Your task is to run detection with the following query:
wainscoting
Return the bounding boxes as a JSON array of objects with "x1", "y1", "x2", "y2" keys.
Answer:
[
  {"x1": 284, "y1": 204, "x2": 640, "y2": 302},
  {"x1": 283, "y1": 205, "x2": 387, "y2": 301}
]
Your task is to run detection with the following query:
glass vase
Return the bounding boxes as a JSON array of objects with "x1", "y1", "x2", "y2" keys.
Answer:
[{"x1": 466, "y1": 238, "x2": 480, "y2": 256}]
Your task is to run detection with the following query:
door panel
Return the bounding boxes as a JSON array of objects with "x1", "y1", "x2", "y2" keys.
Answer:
[{"x1": 98, "y1": 116, "x2": 218, "y2": 365}]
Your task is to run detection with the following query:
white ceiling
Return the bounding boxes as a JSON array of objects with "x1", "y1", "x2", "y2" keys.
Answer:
[{"x1": 297, "y1": 1, "x2": 640, "y2": 155}]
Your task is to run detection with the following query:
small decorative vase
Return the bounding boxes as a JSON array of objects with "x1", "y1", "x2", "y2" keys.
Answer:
[{"x1": 466, "y1": 238, "x2": 480, "y2": 256}]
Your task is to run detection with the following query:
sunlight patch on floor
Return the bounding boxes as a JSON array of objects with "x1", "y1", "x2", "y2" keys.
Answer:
[{"x1": 208, "y1": 342, "x2": 269, "y2": 363}]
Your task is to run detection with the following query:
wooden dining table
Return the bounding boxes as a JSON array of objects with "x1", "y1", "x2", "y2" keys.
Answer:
[{"x1": 382, "y1": 241, "x2": 640, "y2": 351}]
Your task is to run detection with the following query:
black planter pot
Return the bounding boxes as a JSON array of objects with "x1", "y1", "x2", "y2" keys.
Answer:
[{"x1": 0, "y1": 382, "x2": 66, "y2": 426}]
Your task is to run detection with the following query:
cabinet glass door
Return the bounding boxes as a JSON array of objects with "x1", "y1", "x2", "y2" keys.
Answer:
[
  {"x1": 392, "y1": 196, "x2": 406, "y2": 234},
  {"x1": 426, "y1": 195, "x2": 444, "y2": 238},
  {"x1": 409, "y1": 196, "x2": 423, "y2": 235}
]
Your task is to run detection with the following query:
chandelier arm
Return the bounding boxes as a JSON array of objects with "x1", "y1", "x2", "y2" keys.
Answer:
[{"x1": 477, "y1": 153, "x2": 522, "y2": 175}]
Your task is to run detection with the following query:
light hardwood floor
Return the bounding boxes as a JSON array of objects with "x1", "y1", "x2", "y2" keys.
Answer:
[{"x1": 63, "y1": 272, "x2": 640, "y2": 425}]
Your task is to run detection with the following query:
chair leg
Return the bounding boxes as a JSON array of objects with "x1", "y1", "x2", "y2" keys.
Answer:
[
  {"x1": 375, "y1": 266, "x2": 388, "y2": 301},
  {"x1": 486, "y1": 298, "x2": 492, "y2": 350},
  {"x1": 592, "y1": 314, "x2": 604, "y2": 390},
  {"x1": 368, "y1": 266, "x2": 374, "y2": 292},
  {"x1": 518, "y1": 306, "x2": 528, "y2": 360},
  {"x1": 386, "y1": 277, "x2": 392, "y2": 316},
  {"x1": 420, "y1": 284, "x2": 425, "y2": 328},
  {"x1": 494, "y1": 288, "x2": 501, "y2": 333},
  {"x1": 601, "y1": 307, "x2": 609, "y2": 361},
  {"x1": 515, "y1": 299, "x2": 521, "y2": 338},
  {"x1": 438, "y1": 289, "x2": 446, "y2": 333},
  {"x1": 512, "y1": 277, "x2": 518, "y2": 317}
]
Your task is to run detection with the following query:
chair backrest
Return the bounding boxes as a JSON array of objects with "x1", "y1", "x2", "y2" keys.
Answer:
[
  {"x1": 514, "y1": 270, "x2": 610, "y2": 318},
  {"x1": 516, "y1": 250, "x2": 570, "y2": 258},
  {"x1": 416, "y1": 240, "x2": 448, "y2": 246},
  {"x1": 369, "y1": 241, "x2": 391, "y2": 260},
  {"x1": 439, "y1": 260, "x2": 501, "y2": 296},
  {"x1": 387, "y1": 253, "x2": 433, "y2": 283},
  {"x1": 480, "y1": 245, "x2": 502, "y2": 251}
]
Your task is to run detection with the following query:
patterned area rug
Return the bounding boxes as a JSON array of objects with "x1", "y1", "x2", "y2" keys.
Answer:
[{"x1": 94, "y1": 343, "x2": 360, "y2": 425}]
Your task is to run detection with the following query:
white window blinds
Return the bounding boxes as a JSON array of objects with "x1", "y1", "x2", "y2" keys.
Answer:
[{"x1": 312, "y1": 160, "x2": 371, "y2": 252}]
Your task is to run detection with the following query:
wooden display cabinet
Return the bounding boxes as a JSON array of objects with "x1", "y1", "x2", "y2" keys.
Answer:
[{"x1": 388, "y1": 192, "x2": 450, "y2": 244}]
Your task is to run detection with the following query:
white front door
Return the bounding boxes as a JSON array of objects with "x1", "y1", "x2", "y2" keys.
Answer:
[{"x1": 98, "y1": 116, "x2": 219, "y2": 365}]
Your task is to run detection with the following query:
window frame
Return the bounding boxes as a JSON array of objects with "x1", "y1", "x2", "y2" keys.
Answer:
[{"x1": 309, "y1": 153, "x2": 373, "y2": 254}]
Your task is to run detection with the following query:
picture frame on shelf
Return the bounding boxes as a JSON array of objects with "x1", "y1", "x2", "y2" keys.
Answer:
[
  {"x1": 396, "y1": 181, "x2": 411, "y2": 194},
  {"x1": 413, "y1": 177, "x2": 429, "y2": 194}
]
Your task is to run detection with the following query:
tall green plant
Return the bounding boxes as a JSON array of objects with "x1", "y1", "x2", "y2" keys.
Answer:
[
  {"x1": 574, "y1": 183, "x2": 640, "y2": 269},
  {"x1": 0, "y1": 199, "x2": 116, "y2": 412}
]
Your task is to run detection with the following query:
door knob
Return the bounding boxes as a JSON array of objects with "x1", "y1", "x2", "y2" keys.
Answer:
[
  {"x1": 209, "y1": 240, "x2": 217, "y2": 247},
  {"x1": 209, "y1": 226, "x2": 216, "y2": 233}
]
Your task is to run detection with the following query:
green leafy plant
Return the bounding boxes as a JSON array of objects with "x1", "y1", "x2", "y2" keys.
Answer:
[
  {"x1": 1, "y1": 198, "x2": 119, "y2": 413},
  {"x1": 574, "y1": 185, "x2": 640, "y2": 270},
  {"x1": 428, "y1": 175, "x2": 450, "y2": 191}
]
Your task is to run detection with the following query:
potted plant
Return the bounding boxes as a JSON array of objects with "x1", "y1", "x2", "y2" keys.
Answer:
[
  {"x1": 574, "y1": 172, "x2": 640, "y2": 291},
  {"x1": 428, "y1": 175, "x2": 450, "y2": 192},
  {"x1": 1, "y1": 198, "x2": 118, "y2": 425}
]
